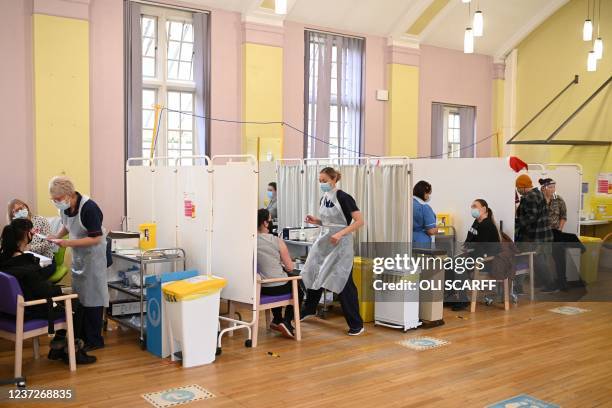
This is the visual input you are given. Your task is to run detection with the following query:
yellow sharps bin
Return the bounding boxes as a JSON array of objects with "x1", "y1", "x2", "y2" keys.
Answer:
[
  {"x1": 139, "y1": 223, "x2": 157, "y2": 250},
  {"x1": 353, "y1": 257, "x2": 374, "y2": 323}
]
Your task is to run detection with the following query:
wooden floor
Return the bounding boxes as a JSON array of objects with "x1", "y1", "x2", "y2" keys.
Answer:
[{"x1": 2, "y1": 295, "x2": 612, "y2": 407}]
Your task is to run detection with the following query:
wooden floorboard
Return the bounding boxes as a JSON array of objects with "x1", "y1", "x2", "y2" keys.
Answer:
[{"x1": 1, "y1": 298, "x2": 611, "y2": 407}]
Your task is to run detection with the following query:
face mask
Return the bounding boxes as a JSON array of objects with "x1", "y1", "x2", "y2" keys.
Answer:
[
  {"x1": 13, "y1": 209, "x2": 29, "y2": 219},
  {"x1": 471, "y1": 208, "x2": 481, "y2": 218},
  {"x1": 52, "y1": 199, "x2": 71, "y2": 211},
  {"x1": 320, "y1": 182, "x2": 332, "y2": 193},
  {"x1": 267, "y1": 191, "x2": 274, "y2": 199}
]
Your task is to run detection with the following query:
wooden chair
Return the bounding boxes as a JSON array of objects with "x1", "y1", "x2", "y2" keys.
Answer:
[
  {"x1": 0, "y1": 272, "x2": 78, "y2": 378},
  {"x1": 470, "y1": 251, "x2": 536, "y2": 312},
  {"x1": 251, "y1": 275, "x2": 302, "y2": 348}
]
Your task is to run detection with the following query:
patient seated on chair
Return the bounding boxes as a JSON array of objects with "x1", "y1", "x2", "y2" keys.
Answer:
[{"x1": 257, "y1": 209, "x2": 303, "y2": 339}]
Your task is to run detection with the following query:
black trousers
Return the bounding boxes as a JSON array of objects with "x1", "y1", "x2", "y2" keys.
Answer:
[
  {"x1": 303, "y1": 273, "x2": 363, "y2": 330},
  {"x1": 74, "y1": 306, "x2": 105, "y2": 347},
  {"x1": 261, "y1": 281, "x2": 304, "y2": 324}
]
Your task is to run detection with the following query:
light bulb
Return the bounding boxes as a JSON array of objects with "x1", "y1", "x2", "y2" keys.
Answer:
[
  {"x1": 473, "y1": 11, "x2": 483, "y2": 37},
  {"x1": 587, "y1": 51, "x2": 597, "y2": 72},
  {"x1": 594, "y1": 38, "x2": 603, "y2": 59},
  {"x1": 583, "y1": 20, "x2": 593, "y2": 41},
  {"x1": 464, "y1": 27, "x2": 474, "y2": 54},
  {"x1": 275, "y1": 0, "x2": 287, "y2": 15},
  {"x1": 462, "y1": 0, "x2": 471, "y2": 3}
]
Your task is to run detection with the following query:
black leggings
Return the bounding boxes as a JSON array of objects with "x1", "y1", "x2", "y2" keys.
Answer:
[
  {"x1": 303, "y1": 273, "x2": 363, "y2": 330},
  {"x1": 261, "y1": 281, "x2": 304, "y2": 324}
]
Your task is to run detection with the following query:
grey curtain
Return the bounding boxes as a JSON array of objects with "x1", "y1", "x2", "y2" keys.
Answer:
[
  {"x1": 459, "y1": 106, "x2": 475, "y2": 158},
  {"x1": 193, "y1": 12, "x2": 210, "y2": 157},
  {"x1": 430, "y1": 102, "x2": 444, "y2": 158},
  {"x1": 125, "y1": 1, "x2": 142, "y2": 160}
]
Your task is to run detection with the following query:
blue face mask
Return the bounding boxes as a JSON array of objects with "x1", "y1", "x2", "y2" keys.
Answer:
[
  {"x1": 320, "y1": 182, "x2": 332, "y2": 193},
  {"x1": 267, "y1": 191, "x2": 274, "y2": 199},
  {"x1": 471, "y1": 208, "x2": 481, "y2": 218},
  {"x1": 13, "y1": 209, "x2": 29, "y2": 219}
]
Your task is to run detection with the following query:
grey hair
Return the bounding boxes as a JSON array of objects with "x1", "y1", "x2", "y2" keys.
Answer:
[{"x1": 49, "y1": 176, "x2": 75, "y2": 197}]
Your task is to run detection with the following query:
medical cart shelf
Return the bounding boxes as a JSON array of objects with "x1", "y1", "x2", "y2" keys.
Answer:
[{"x1": 106, "y1": 247, "x2": 186, "y2": 349}]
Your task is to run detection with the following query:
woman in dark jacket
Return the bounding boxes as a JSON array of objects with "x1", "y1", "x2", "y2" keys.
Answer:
[{"x1": 0, "y1": 218, "x2": 95, "y2": 364}]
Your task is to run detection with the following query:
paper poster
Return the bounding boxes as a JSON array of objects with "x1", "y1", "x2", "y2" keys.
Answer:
[
  {"x1": 183, "y1": 193, "x2": 196, "y2": 218},
  {"x1": 596, "y1": 173, "x2": 611, "y2": 195}
]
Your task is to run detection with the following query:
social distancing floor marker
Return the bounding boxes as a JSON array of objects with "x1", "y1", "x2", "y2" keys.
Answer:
[
  {"x1": 142, "y1": 385, "x2": 215, "y2": 408},
  {"x1": 396, "y1": 336, "x2": 449, "y2": 351},
  {"x1": 486, "y1": 394, "x2": 559, "y2": 408},
  {"x1": 548, "y1": 306, "x2": 590, "y2": 315}
]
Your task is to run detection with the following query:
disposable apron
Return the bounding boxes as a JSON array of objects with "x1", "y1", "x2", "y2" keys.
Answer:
[
  {"x1": 61, "y1": 195, "x2": 109, "y2": 307},
  {"x1": 301, "y1": 190, "x2": 354, "y2": 294}
]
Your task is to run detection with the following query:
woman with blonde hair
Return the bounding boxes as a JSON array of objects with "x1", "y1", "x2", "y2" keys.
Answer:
[{"x1": 7, "y1": 198, "x2": 55, "y2": 260}]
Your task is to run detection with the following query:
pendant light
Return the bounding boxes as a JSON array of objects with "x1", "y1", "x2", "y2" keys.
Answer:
[
  {"x1": 462, "y1": 0, "x2": 471, "y2": 3},
  {"x1": 587, "y1": 50, "x2": 597, "y2": 71},
  {"x1": 464, "y1": 28, "x2": 474, "y2": 53},
  {"x1": 583, "y1": 0, "x2": 593, "y2": 41},
  {"x1": 594, "y1": 0, "x2": 603, "y2": 59},
  {"x1": 473, "y1": 10, "x2": 484, "y2": 37},
  {"x1": 275, "y1": 0, "x2": 287, "y2": 15}
]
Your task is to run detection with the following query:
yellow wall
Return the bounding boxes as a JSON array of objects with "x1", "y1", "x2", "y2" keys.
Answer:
[
  {"x1": 514, "y1": 0, "x2": 611, "y2": 219},
  {"x1": 243, "y1": 43, "x2": 283, "y2": 161},
  {"x1": 387, "y1": 63, "x2": 419, "y2": 157},
  {"x1": 33, "y1": 14, "x2": 90, "y2": 216},
  {"x1": 492, "y1": 78, "x2": 504, "y2": 156}
]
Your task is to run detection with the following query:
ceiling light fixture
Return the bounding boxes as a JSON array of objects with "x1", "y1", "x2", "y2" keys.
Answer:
[
  {"x1": 594, "y1": 0, "x2": 603, "y2": 59},
  {"x1": 583, "y1": 0, "x2": 593, "y2": 41},
  {"x1": 587, "y1": 50, "x2": 597, "y2": 71},
  {"x1": 462, "y1": 0, "x2": 471, "y2": 3},
  {"x1": 275, "y1": 0, "x2": 287, "y2": 15},
  {"x1": 473, "y1": 10, "x2": 483, "y2": 37},
  {"x1": 464, "y1": 27, "x2": 474, "y2": 53}
]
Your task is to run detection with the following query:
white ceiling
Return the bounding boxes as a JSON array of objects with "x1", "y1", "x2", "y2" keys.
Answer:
[{"x1": 181, "y1": 0, "x2": 570, "y2": 58}]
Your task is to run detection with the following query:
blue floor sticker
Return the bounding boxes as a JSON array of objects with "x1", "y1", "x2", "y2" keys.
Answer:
[{"x1": 487, "y1": 394, "x2": 560, "y2": 408}]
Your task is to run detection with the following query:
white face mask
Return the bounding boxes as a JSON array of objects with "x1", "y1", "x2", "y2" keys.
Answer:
[
  {"x1": 52, "y1": 199, "x2": 71, "y2": 211},
  {"x1": 13, "y1": 208, "x2": 29, "y2": 219}
]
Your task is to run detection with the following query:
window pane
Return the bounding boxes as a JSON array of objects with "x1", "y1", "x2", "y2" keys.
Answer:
[
  {"x1": 142, "y1": 17, "x2": 156, "y2": 37},
  {"x1": 181, "y1": 114, "x2": 193, "y2": 130},
  {"x1": 180, "y1": 42, "x2": 193, "y2": 61},
  {"x1": 142, "y1": 130, "x2": 153, "y2": 144},
  {"x1": 168, "y1": 130, "x2": 180, "y2": 144},
  {"x1": 330, "y1": 105, "x2": 338, "y2": 121},
  {"x1": 142, "y1": 38, "x2": 155, "y2": 57},
  {"x1": 168, "y1": 149, "x2": 180, "y2": 158},
  {"x1": 177, "y1": 62, "x2": 191, "y2": 81},
  {"x1": 183, "y1": 23, "x2": 194, "y2": 42},
  {"x1": 142, "y1": 89, "x2": 156, "y2": 108},
  {"x1": 169, "y1": 21, "x2": 183, "y2": 40},
  {"x1": 168, "y1": 40, "x2": 180, "y2": 60},
  {"x1": 168, "y1": 112, "x2": 180, "y2": 129},
  {"x1": 168, "y1": 59, "x2": 179, "y2": 79},
  {"x1": 180, "y1": 92, "x2": 193, "y2": 111},
  {"x1": 143, "y1": 57, "x2": 155, "y2": 77},
  {"x1": 181, "y1": 131, "x2": 193, "y2": 150},
  {"x1": 168, "y1": 92, "x2": 180, "y2": 110},
  {"x1": 143, "y1": 110, "x2": 155, "y2": 129}
]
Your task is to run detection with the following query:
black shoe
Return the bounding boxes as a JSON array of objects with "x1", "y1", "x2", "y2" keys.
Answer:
[
  {"x1": 300, "y1": 309, "x2": 317, "y2": 321},
  {"x1": 82, "y1": 343, "x2": 104, "y2": 353},
  {"x1": 540, "y1": 286, "x2": 560, "y2": 293},
  {"x1": 48, "y1": 348, "x2": 66, "y2": 361},
  {"x1": 276, "y1": 322, "x2": 295, "y2": 339},
  {"x1": 269, "y1": 319, "x2": 283, "y2": 331},
  {"x1": 348, "y1": 327, "x2": 365, "y2": 336},
  {"x1": 64, "y1": 349, "x2": 97, "y2": 365}
]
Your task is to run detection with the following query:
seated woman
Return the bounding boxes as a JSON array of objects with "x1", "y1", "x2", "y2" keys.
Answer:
[
  {"x1": 7, "y1": 199, "x2": 57, "y2": 278},
  {"x1": 0, "y1": 218, "x2": 95, "y2": 364},
  {"x1": 256, "y1": 208, "x2": 303, "y2": 338},
  {"x1": 450, "y1": 199, "x2": 501, "y2": 311}
]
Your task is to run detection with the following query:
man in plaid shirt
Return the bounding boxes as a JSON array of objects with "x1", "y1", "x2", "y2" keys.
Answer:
[{"x1": 515, "y1": 175, "x2": 557, "y2": 293}]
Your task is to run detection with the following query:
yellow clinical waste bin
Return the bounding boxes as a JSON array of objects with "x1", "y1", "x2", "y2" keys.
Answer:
[
  {"x1": 579, "y1": 236, "x2": 603, "y2": 284},
  {"x1": 162, "y1": 275, "x2": 227, "y2": 367},
  {"x1": 353, "y1": 257, "x2": 374, "y2": 323}
]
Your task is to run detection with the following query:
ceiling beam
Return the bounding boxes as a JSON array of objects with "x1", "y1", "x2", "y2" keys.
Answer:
[
  {"x1": 417, "y1": 0, "x2": 460, "y2": 43},
  {"x1": 494, "y1": 0, "x2": 569, "y2": 62},
  {"x1": 387, "y1": 0, "x2": 435, "y2": 40}
]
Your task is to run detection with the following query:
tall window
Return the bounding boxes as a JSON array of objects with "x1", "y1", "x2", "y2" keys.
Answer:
[
  {"x1": 140, "y1": 7, "x2": 195, "y2": 161},
  {"x1": 305, "y1": 31, "x2": 364, "y2": 158},
  {"x1": 445, "y1": 110, "x2": 461, "y2": 158},
  {"x1": 125, "y1": 2, "x2": 209, "y2": 164},
  {"x1": 431, "y1": 103, "x2": 475, "y2": 158}
]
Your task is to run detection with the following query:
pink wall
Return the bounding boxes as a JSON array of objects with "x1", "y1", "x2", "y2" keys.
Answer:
[
  {"x1": 0, "y1": 0, "x2": 35, "y2": 225},
  {"x1": 418, "y1": 45, "x2": 493, "y2": 157},
  {"x1": 282, "y1": 22, "x2": 387, "y2": 158},
  {"x1": 209, "y1": 9, "x2": 242, "y2": 156},
  {"x1": 89, "y1": 0, "x2": 124, "y2": 230}
]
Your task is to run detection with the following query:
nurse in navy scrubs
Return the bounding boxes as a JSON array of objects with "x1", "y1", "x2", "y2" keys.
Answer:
[{"x1": 412, "y1": 180, "x2": 437, "y2": 248}]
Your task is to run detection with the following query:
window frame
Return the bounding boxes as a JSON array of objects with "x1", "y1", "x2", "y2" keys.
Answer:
[{"x1": 140, "y1": 5, "x2": 196, "y2": 160}]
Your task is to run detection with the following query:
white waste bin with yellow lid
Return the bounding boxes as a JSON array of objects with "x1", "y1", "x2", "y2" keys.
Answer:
[{"x1": 162, "y1": 274, "x2": 226, "y2": 367}]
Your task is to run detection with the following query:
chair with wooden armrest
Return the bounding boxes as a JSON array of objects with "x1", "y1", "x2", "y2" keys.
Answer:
[
  {"x1": 0, "y1": 272, "x2": 78, "y2": 378},
  {"x1": 252, "y1": 275, "x2": 302, "y2": 348}
]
